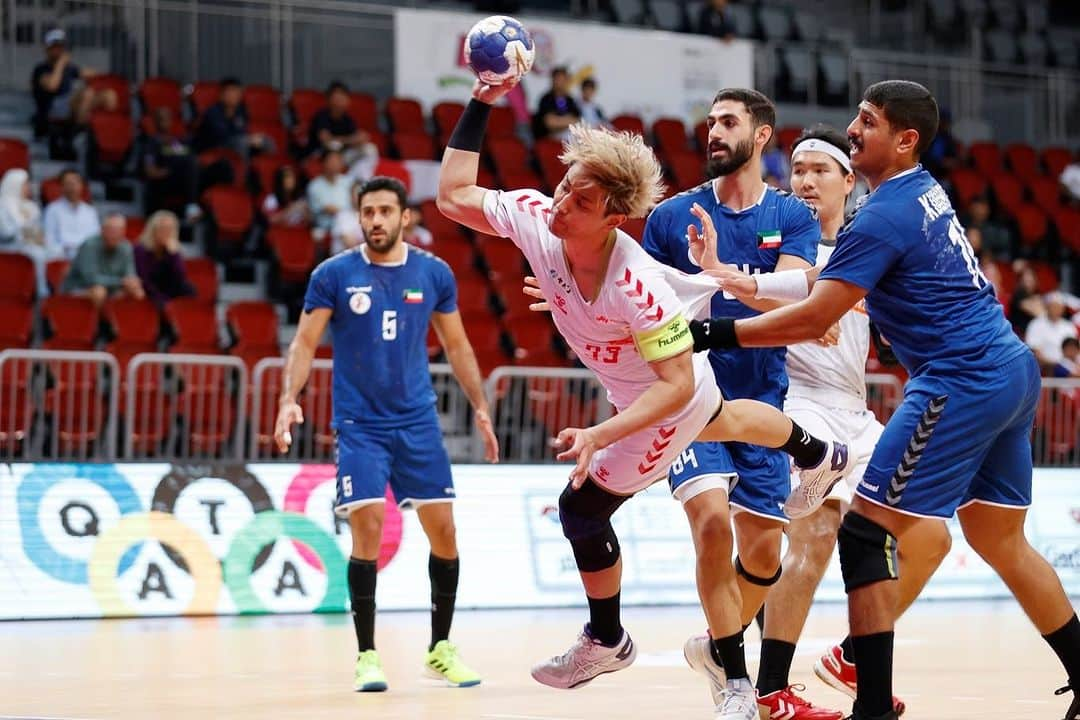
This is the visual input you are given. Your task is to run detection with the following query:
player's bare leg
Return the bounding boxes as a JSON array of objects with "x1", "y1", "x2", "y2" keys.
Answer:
[
  {"x1": 347, "y1": 504, "x2": 388, "y2": 692},
  {"x1": 414, "y1": 502, "x2": 480, "y2": 687},
  {"x1": 731, "y1": 511, "x2": 783, "y2": 626},
  {"x1": 958, "y1": 502, "x2": 1080, "y2": 717}
]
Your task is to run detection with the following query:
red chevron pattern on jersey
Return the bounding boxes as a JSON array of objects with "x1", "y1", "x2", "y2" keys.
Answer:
[
  {"x1": 515, "y1": 193, "x2": 551, "y2": 219},
  {"x1": 637, "y1": 424, "x2": 677, "y2": 474},
  {"x1": 615, "y1": 267, "x2": 664, "y2": 322}
]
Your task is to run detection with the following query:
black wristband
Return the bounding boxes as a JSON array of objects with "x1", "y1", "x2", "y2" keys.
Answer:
[
  {"x1": 689, "y1": 318, "x2": 740, "y2": 352},
  {"x1": 446, "y1": 99, "x2": 492, "y2": 152}
]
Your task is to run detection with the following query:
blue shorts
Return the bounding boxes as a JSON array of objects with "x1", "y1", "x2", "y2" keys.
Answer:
[
  {"x1": 856, "y1": 351, "x2": 1040, "y2": 518},
  {"x1": 334, "y1": 412, "x2": 454, "y2": 515},
  {"x1": 668, "y1": 440, "x2": 789, "y2": 522}
]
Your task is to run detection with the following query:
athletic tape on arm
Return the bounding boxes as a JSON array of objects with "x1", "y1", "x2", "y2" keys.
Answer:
[{"x1": 753, "y1": 268, "x2": 810, "y2": 301}]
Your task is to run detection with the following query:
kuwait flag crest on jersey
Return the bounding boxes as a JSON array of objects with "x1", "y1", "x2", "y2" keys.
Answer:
[
  {"x1": 403, "y1": 289, "x2": 424, "y2": 304},
  {"x1": 757, "y1": 230, "x2": 782, "y2": 249}
]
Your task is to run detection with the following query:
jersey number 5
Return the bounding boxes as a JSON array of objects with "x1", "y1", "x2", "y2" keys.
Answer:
[{"x1": 382, "y1": 310, "x2": 397, "y2": 341}]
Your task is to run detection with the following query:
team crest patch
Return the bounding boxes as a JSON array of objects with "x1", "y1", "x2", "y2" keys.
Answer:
[
  {"x1": 403, "y1": 289, "x2": 424, "y2": 304},
  {"x1": 757, "y1": 230, "x2": 782, "y2": 249},
  {"x1": 349, "y1": 292, "x2": 371, "y2": 315}
]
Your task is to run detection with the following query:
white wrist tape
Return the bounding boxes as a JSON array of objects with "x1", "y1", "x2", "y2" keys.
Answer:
[{"x1": 754, "y1": 269, "x2": 810, "y2": 301}]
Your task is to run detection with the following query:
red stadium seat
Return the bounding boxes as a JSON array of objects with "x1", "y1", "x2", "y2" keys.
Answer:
[
  {"x1": 41, "y1": 296, "x2": 99, "y2": 349},
  {"x1": 394, "y1": 131, "x2": 435, "y2": 160},
  {"x1": 185, "y1": 257, "x2": 219, "y2": 304},
  {"x1": 508, "y1": 314, "x2": 558, "y2": 359},
  {"x1": 289, "y1": 88, "x2": 325, "y2": 126},
  {"x1": 460, "y1": 310, "x2": 510, "y2": 374},
  {"x1": 489, "y1": 136, "x2": 531, "y2": 175},
  {"x1": 267, "y1": 226, "x2": 316, "y2": 283},
  {"x1": 227, "y1": 300, "x2": 279, "y2": 347},
  {"x1": 373, "y1": 159, "x2": 412, "y2": 194},
  {"x1": 0, "y1": 137, "x2": 30, "y2": 176},
  {"x1": 247, "y1": 121, "x2": 288, "y2": 158},
  {"x1": 104, "y1": 296, "x2": 160, "y2": 345},
  {"x1": 87, "y1": 74, "x2": 131, "y2": 114},
  {"x1": 386, "y1": 97, "x2": 425, "y2": 134},
  {"x1": 968, "y1": 141, "x2": 1002, "y2": 176},
  {"x1": 652, "y1": 117, "x2": 690, "y2": 154},
  {"x1": 534, "y1": 138, "x2": 566, "y2": 192},
  {"x1": 621, "y1": 216, "x2": 647, "y2": 242},
  {"x1": 1052, "y1": 206, "x2": 1080, "y2": 253},
  {"x1": 988, "y1": 173, "x2": 1024, "y2": 217},
  {"x1": 0, "y1": 253, "x2": 35, "y2": 304},
  {"x1": 611, "y1": 114, "x2": 646, "y2": 136},
  {"x1": 488, "y1": 105, "x2": 517, "y2": 139},
  {"x1": 477, "y1": 234, "x2": 525, "y2": 281},
  {"x1": 429, "y1": 235, "x2": 476, "y2": 277},
  {"x1": 454, "y1": 270, "x2": 495, "y2": 316},
  {"x1": 139, "y1": 77, "x2": 182, "y2": 116},
  {"x1": 1028, "y1": 175, "x2": 1064, "y2": 217},
  {"x1": 250, "y1": 155, "x2": 290, "y2": 197},
  {"x1": 165, "y1": 297, "x2": 220, "y2": 348},
  {"x1": 1004, "y1": 143, "x2": 1039, "y2": 183},
  {"x1": 1013, "y1": 203, "x2": 1048, "y2": 247},
  {"x1": 45, "y1": 259, "x2": 70, "y2": 295},
  {"x1": 188, "y1": 81, "x2": 221, "y2": 116},
  {"x1": 243, "y1": 85, "x2": 281, "y2": 125},
  {"x1": 433, "y1": 102, "x2": 465, "y2": 145},
  {"x1": 197, "y1": 147, "x2": 245, "y2": 189},
  {"x1": 1041, "y1": 146, "x2": 1073, "y2": 179},
  {"x1": 0, "y1": 300, "x2": 34, "y2": 349},
  {"x1": 694, "y1": 121, "x2": 708, "y2": 152},
  {"x1": 948, "y1": 168, "x2": 988, "y2": 209},
  {"x1": 1028, "y1": 260, "x2": 1059, "y2": 293},
  {"x1": 201, "y1": 186, "x2": 254, "y2": 244},
  {"x1": 89, "y1": 111, "x2": 134, "y2": 165},
  {"x1": 667, "y1": 151, "x2": 706, "y2": 189},
  {"x1": 348, "y1": 93, "x2": 378, "y2": 131},
  {"x1": 40, "y1": 175, "x2": 92, "y2": 205},
  {"x1": 420, "y1": 199, "x2": 469, "y2": 240},
  {"x1": 124, "y1": 216, "x2": 146, "y2": 243},
  {"x1": 776, "y1": 126, "x2": 802, "y2": 152}
]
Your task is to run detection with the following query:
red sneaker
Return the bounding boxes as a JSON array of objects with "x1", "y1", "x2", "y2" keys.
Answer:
[
  {"x1": 813, "y1": 644, "x2": 906, "y2": 716},
  {"x1": 757, "y1": 684, "x2": 843, "y2": 720}
]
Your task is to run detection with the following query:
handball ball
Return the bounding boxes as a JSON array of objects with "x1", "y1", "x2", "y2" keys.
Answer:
[{"x1": 464, "y1": 15, "x2": 535, "y2": 86}]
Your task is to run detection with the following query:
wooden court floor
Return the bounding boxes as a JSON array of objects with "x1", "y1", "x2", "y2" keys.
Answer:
[{"x1": 0, "y1": 600, "x2": 1071, "y2": 720}]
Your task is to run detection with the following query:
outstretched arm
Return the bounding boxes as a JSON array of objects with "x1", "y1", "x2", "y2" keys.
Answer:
[{"x1": 436, "y1": 80, "x2": 519, "y2": 236}]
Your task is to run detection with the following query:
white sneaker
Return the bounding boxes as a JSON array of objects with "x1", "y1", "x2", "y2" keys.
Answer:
[
  {"x1": 787, "y1": 440, "x2": 854, "y2": 519},
  {"x1": 714, "y1": 677, "x2": 758, "y2": 720},
  {"x1": 683, "y1": 633, "x2": 727, "y2": 705},
  {"x1": 530, "y1": 625, "x2": 636, "y2": 689}
]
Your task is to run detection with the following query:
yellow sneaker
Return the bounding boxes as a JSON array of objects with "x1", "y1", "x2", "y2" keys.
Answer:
[
  {"x1": 354, "y1": 650, "x2": 388, "y2": 692},
  {"x1": 424, "y1": 640, "x2": 482, "y2": 687}
]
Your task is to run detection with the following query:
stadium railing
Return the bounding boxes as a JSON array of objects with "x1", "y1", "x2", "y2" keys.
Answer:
[{"x1": 1, "y1": 349, "x2": 1078, "y2": 466}]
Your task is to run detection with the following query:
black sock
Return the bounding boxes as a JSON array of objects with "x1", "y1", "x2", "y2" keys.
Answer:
[
  {"x1": 840, "y1": 635, "x2": 855, "y2": 662},
  {"x1": 757, "y1": 639, "x2": 797, "y2": 695},
  {"x1": 428, "y1": 553, "x2": 459, "y2": 651},
  {"x1": 852, "y1": 631, "x2": 894, "y2": 717},
  {"x1": 348, "y1": 557, "x2": 377, "y2": 652},
  {"x1": 586, "y1": 592, "x2": 622, "y2": 646},
  {"x1": 1044, "y1": 614, "x2": 1080, "y2": 687},
  {"x1": 712, "y1": 630, "x2": 749, "y2": 681},
  {"x1": 780, "y1": 420, "x2": 828, "y2": 468}
]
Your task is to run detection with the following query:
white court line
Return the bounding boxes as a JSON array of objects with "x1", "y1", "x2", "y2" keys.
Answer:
[{"x1": 483, "y1": 714, "x2": 584, "y2": 720}]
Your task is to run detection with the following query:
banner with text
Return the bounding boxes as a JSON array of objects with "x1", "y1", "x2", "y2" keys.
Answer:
[
  {"x1": 1, "y1": 464, "x2": 1077, "y2": 619},
  {"x1": 393, "y1": 8, "x2": 754, "y2": 127}
]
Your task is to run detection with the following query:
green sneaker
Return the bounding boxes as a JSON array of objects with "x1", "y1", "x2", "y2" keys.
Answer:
[
  {"x1": 353, "y1": 650, "x2": 388, "y2": 692},
  {"x1": 424, "y1": 640, "x2": 482, "y2": 687}
]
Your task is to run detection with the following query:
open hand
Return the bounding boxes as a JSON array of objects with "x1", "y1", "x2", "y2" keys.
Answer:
[
  {"x1": 472, "y1": 77, "x2": 519, "y2": 105},
  {"x1": 475, "y1": 409, "x2": 500, "y2": 463},
  {"x1": 706, "y1": 267, "x2": 757, "y2": 300},
  {"x1": 688, "y1": 203, "x2": 722, "y2": 271},
  {"x1": 274, "y1": 401, "x2": 303, "y2": 454},
  {"x1": 523, "y1": 275, "x2": 550, "y2": 312}
]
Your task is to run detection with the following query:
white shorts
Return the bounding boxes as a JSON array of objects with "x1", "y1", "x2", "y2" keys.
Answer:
[
  {"x1": 588, "y1": 377, "x2": 722, "y2": 495},
  {"x1": 784, "y1": 395, "x2": 883, "y2": 505}
]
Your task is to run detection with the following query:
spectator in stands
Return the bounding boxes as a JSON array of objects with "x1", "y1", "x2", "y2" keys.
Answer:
[
  {"x1": 307, "y1": 149, "x2": 353, "y2": 231},
  {"x1": 1054, "y1": 337, "x2": 1080, "y2": 378},
  {"x1": 1061, "y1": 160, "x2": 1080, "y2": 205},
  {"x1": 924, "y1": 108, "x2": 959, "y2": 179},
  {"x1": 1009, "y1": 262, "x2": 1045, "y2": 335},
  {"x1": 30, "y1": 28, "x2": 116, "y2": 137},
  {"x1": 143, "y1": 107, "x2": 202, "y2": 220},
  {"x1": 262, "y1": 165, "x2": 310, "y2": 227},
  {"x1": 1026, "y1": 292, "x2": 1077, "y2": 372},
  {"x1": 0, "y1": 168, "x2": 48, "y2": 297},
  {"x1": 308, "y1": 82, "x2": 372, "y2": 160},
  {"x1": 194, "y1": 77, "x2": 271, "y2": 156},
  {"x1": 532, "y1": 67, "x2": 580, "y2": 141},
  {"x1": 42, "y1": 169, "x2": 99, "y2": 260},
  {"x1": 403, "y1": 203, "x2": 434, "y2": 248},
  {"x1": 62, "y1": 213, "x2": 143, "y2": 307},
  {"x1": 577, "y1": 78, "x2": 610, "y2": 129},
  {"x1": 697, "y1": 0, "x2": 736, "y2": 40},
  {"x1": 964, "y1": 195, "x2": 1012, "y2": 260},
  {"x1": 134, "y1": 210, "x2": 193, "y2": 308}
]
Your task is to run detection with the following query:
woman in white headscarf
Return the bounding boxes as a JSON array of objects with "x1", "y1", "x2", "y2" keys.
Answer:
[{"x1": 0, "y1": 168, "x2": 48, "y2": 297}]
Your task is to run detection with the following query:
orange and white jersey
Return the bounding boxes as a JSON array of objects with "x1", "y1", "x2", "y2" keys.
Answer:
[
  {"x1": 483, "y1": 188, "x2": 719, "y2": 412},
  {"x1": 785, "y1": 241, "x2": 871, "y2": 411}
]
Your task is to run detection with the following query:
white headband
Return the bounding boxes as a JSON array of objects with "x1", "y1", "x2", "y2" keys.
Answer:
[{"x1": 791, "y1": 138, "x2": 852, "y2": 174}]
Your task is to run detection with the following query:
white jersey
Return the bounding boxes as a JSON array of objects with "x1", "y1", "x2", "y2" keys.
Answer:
[
  {"x1": 483, "y1": 188, "x2": 719, "y2": 411},
  {"x1": 785, "y1": 241, "x2": 871, "y2": 411}
]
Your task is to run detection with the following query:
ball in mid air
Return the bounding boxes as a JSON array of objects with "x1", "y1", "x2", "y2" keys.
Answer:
[{"x1": 464, "y1": 15, "x2": 535, "y2": 86}]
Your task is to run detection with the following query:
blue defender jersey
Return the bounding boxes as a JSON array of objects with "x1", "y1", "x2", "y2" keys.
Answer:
[
  {"x1": 818, "y1": 166, "x2": 1027, "y2": 377},
  {"x1": 303, "y1": 244, "x2": 457, "y2": 427},
  {"x1": 644, "y1": 183, "x2": 819, "y2": 404}
]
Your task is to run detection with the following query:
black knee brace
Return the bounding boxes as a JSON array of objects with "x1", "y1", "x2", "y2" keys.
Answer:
[
  {"x1": 837, "y1": 511, "x2": 899, "y2": 593},
  {"x1": 735, "y1": 555, "x2": 782, "y2": 586},
  {"x1": 558, "y1": 480, "x2": 631, "y2": 573}
]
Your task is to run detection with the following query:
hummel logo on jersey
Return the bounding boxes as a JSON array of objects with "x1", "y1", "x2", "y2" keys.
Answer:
[{"x1": 860, "y1": 480, "x2": 880, "y2": 492}]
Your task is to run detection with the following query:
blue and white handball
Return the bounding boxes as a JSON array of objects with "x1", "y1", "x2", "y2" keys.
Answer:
[{"x1": 464, "y1": 15, "x2": 535, "y2": 86}]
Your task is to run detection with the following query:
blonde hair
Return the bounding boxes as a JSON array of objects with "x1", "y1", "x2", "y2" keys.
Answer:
[
  {"x1": 559, "y1": 124, "x2": 666, "y2": 219},
  {"x1": 140, "y1": 210, "x2": 179, "y2": 250}
]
